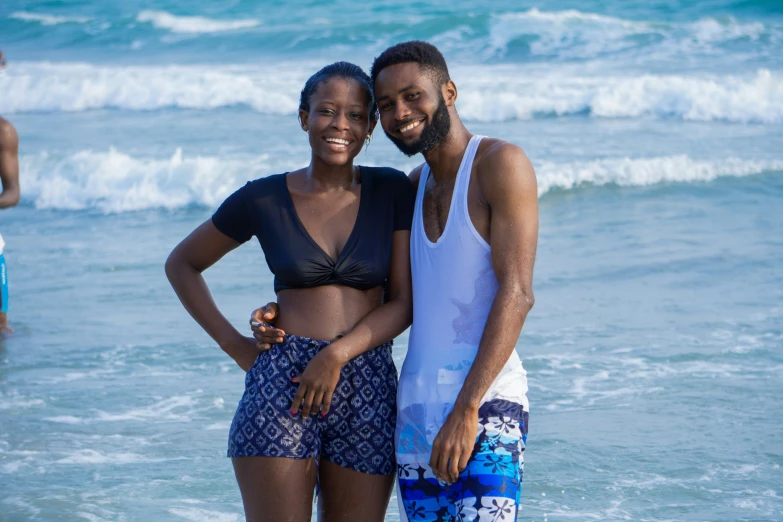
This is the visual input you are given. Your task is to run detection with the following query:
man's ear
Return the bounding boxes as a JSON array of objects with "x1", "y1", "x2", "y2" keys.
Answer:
[
  {"x1": 298, "y1": 109, "x2": 310, "y2": 131},
  {"x1": 443, "y1": 80, "x2": 458, "y2": 106}
]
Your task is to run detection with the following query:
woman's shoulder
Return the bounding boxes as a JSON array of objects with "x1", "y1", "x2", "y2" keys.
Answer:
[{"x1": 236, "y1": 173, "x2": 287, "y2": 197}]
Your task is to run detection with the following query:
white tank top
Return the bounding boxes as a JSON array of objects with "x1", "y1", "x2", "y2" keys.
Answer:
[
  {"x1": 396, "y1": 135, "x2": 529, "y2": 465},
  {"x1": 0, "y1": 233, "x2": 4, "y2": 255}
]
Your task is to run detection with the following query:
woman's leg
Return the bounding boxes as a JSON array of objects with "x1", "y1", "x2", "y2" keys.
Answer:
[
  {"x1": 233, "y1": 456, "x2": 317, "y2": 522},
  {"x1": 316, "y1": 459, "x2": 394, "y2": 522}
]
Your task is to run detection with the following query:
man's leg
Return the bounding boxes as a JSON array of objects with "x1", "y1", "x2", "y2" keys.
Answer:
[
  {"x1": 0, "y1": 253, "x2": 10, "y2": 333},
  {"x1": 397, "y1": 399, "x2": 528, "y2": 521}
]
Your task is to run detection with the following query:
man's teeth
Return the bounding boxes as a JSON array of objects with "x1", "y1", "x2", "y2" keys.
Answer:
[
  {"x1": 400, "y1": 120, "x2": 423, "y2": 133},
  {"x1": 326, "y1": 138, "x2": 350, "y2": 145}
]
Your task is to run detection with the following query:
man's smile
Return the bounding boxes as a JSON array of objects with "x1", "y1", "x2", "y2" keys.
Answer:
[{"x1": 396, "y1": 118, "x2": 425, "y2": 135}]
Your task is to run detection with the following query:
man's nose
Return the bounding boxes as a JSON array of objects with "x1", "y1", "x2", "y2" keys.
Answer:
[{"x1": 394, "y1": 101, "x2": 412, "y2": 122}]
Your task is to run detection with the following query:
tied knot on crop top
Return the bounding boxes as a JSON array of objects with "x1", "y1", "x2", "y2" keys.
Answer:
[{"x1": 211, "y1": 166, "x2": 416, "y2": 293}]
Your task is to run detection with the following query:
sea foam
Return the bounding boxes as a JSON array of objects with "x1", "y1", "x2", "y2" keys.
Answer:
[
  {"x1": 21, "y1": 148, "x2": 275, "y2": 212},
  {"x1": 55, "y1": 449, "x2": 154, "y2": 464},
  {"x1": 2, "y1": 62, "x2": 781, "y2": 124},
  {"x1": 487, "y1": 9, "x2": 780, "y2": 59},
  {"x1": 0, "y1": 62, "x2": 303, "y2": 115},
  {"x1": 168, "y1": 508, "x2": 241, "y2": 522},
  {"x1": 454, "y1": 67, "x2": 783, "y2": 124},
  {"x1": 20, "y1": 149, "x2": 783, "y2": 212},
  {"x1": 535, "y1": 155, "x2": 783, "y2": 195},
  {"x1": 136, "y1": 10, "x2": 260, "y2": 34},
  {"x1": 9, "y1": 11, "x2": 91, "y2": 26}
]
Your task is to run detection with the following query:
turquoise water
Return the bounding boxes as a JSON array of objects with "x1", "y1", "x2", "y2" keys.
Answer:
[{"x1": 1, "y1": 1, "x2": 782, "y2": 520}]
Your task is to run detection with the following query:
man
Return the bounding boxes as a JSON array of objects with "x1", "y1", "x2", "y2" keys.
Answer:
[
  {"x1": 1, "y1": 50, "x2": 22, "y2": 333},
  {"x1": 254, "y1": 41, "x2": 538, "y2": 521}
]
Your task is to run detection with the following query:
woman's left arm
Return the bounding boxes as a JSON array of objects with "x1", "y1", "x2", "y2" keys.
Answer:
[{"x1": 291, "y1": 230, "x2": 412, "y2": 417}]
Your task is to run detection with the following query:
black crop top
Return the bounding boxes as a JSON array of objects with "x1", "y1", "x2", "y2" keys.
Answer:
[{"x1": 212, "y1": 166, "x2": 415, "y2": 293}]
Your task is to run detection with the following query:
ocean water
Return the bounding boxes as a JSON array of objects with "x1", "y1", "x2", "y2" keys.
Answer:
[{"x1": 1, "y1": 1, "x2": 782, "y2": 520}]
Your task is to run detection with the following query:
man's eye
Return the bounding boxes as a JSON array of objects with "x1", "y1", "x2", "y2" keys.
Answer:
[
  {"x1": 407, "y1": 92, "x2": 420, "y2": 100},
  {"x1": 380, "y1": 103, "x2": 393, "y2": 110}
]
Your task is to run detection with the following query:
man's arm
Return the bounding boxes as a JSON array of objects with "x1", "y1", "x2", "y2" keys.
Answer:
[
  {"x1": 0, "y1": 119, "x2": 21, "y2": 209},
  {"x1": 289, "y1": 229, "x2": 413, "y2": 417},
  {"x1": 429, "y1": 141, "x2": 538, "y2": 484},
  {"x1": 250, "y1": 162, "x2": 427, "y2": 347}
]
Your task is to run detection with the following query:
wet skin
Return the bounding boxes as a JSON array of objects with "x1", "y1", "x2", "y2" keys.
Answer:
[
  {"x1": 167, "y1": 76, "x2": 412, "y2": 521},
  {"x1": 261, "y1": 61, "x2": 539, "y2": 487}
]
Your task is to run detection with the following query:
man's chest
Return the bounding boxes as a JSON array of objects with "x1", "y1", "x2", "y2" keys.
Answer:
[{"x1": 421, "y1": 173, "x2": 490, "y2": 244}]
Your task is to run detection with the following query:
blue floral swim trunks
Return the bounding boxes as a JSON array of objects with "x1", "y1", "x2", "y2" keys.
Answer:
[
  {"x1": 228, "y1": 334, "x2": 398, "y2": 475},
  {"x1": 397, "y1": 399, "x2": 528, "y2": 521}
]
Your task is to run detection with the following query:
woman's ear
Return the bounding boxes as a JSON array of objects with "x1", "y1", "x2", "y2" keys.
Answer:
[
  {"x1": 299, "y1": 109, "x2": 310, "y2": 132},
  {"x1": 367, "y1": 119, "x2": 378, "y2": 138}
]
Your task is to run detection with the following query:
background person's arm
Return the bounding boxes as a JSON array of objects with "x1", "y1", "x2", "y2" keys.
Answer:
[
  {"x1": 0, "y1": 119, "x2": 21, "y2": 209},
  {"x1": 429, "y1": 142, "x2": 539, "y2": 484},
  {"x1": 166, "y1": 220, "x2": 261, "y2": 371}
]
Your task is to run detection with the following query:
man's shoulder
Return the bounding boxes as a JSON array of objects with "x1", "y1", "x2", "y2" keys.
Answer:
[
  {"x1": 476, "y1": 137, "x2": 533, "y2": 175},
  {"x1": 476, "y1": 138, "x2": 528, "y2": 169},
  {"x1": 474, "y1": 137, "x2": 536, "y2": 196},
  {"x1": 0, "y1": 117, "x2": 18, "y2": 149},
  {"x1": 0, "y1": 117, "x2": 14, "y2": 133}
]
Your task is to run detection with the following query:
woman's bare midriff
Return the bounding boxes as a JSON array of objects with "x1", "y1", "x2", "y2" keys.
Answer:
[{"x1": 275, "y1": 285, "x2": 384, "y2": 341}]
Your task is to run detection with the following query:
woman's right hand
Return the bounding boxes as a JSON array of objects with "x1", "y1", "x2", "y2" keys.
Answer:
[
  {"x1": 220, "y1": 335, "x2": 266, "y2": 372},
  {"x1": 250, "y1": 302, "x2": 286, "y2": 349}
]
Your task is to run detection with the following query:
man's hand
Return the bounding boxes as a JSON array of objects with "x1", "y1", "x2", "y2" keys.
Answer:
[
  {"x1": 249, "y1": 302, "x2": 285, "y2": 349},
  {"x1": 429, "y1": 405, "x2": 479, "y2": 485},
  {"x1": 290, "y1": 347, "x2": 344, "y2": 418}
]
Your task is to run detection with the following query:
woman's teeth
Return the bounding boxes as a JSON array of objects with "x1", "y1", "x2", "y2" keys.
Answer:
[{"x1": 326, "y1": 138, "x2": 350, "y2": 146}]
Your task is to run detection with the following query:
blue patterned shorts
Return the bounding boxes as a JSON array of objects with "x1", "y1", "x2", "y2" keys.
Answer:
[
  {"x1": 228, "y1": 334, "x2": 398, "y2": 475},
  {"x1": 397, "y1": 399, "x2": 528, "y2": 521}
]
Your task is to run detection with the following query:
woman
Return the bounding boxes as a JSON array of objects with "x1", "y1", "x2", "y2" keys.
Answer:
[{"x1": 165, "y1": 62, "x2": 414, "y2": 522}]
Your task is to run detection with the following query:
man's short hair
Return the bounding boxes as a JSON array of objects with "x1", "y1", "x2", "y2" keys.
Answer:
[{"x1": 371, "y1": 41, "x2": 451, "y2": 88}]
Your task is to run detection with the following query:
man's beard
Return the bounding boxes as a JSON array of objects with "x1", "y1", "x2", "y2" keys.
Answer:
[{"x1": 385, "y1": 94, "x2": 451, "y2": 157}]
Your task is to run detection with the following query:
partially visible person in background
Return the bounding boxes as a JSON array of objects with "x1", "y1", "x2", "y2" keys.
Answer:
[{"x1": 0, "y1": 49, "x2": 22, "y2": 334}]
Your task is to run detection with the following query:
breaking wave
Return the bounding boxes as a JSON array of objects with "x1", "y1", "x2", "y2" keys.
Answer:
[
  {"x1": 19, "y1": 149, "x2": 783, "y2": 212},
  {"x1": 2, "y1": 62, "x2": 781, "y2": 124}
]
